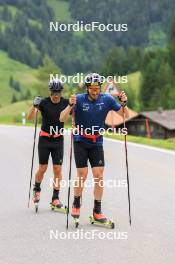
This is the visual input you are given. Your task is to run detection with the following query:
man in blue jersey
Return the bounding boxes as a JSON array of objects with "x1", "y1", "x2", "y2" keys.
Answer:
[{"x1": 60, "y1": 73, "x2": 129, "y2": 223}]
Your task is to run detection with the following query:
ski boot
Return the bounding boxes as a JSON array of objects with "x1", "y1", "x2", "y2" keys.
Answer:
[
  {"x1": 50, "y1": 199, "x2": 67, "y2": 213},
  {"x1": 33, "y1": 190, "x2": 40, "y2": 213},
  {"x1": 89, "y1": 211, "x2": 115, "y2": 229},
  {"x1": 71, "y1": 206, "x2": 80, "y2": 228}
]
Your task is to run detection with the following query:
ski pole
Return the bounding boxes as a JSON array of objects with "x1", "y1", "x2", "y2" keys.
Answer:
[
  {"x1": 66, "y1": 108, "x2": 75, "y2": 229},
  {"x1": 122, "y1": 104, "x2": 132, "y2": 225},
  {"x1": 115, "y1": 84, "x2": 132, "y2": 225},
  {"x1": 28, "y1": 109, "x2": 38, "y2": 208}
]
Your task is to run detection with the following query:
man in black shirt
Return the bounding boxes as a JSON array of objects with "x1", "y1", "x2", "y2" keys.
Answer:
[{"x1": 27, "y1": 79, "x2": 70, "y2": 211}]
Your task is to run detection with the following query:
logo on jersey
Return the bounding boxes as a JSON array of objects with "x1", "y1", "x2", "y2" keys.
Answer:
[
  {"x1": 82, "y1": 103, "x2": 90, "y2": 111},
  {"x1": 96, "y1": 102, "x2": 104, "y2": 111},
  {"x1": 82, "y1": 102, "x2": 104, "y2": 111}
]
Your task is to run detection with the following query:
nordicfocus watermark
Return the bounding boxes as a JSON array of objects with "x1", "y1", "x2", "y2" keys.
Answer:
[
  {"x1": 50, "y1": 21, "x2": 128, "y2": 32},
  {"x1": 50, "y1": 126, "x2": 128, "y2": 137},
  {"x1": 49, "y1": 178, "x2": 127, "y2": 189},
  {"x1": 50, "y1": 229, "x2": 128, "y2": 240},
  {"x1": 49, "y1": 73, "x2": 128, "y2": 85}
]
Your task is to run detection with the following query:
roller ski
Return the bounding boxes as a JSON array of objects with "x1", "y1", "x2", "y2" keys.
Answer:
[
  {"x1": 71, "y1": 206, "x2": 80, "y2": 228},
  {"x1": 89, "y1": 211, "x2": 115, "y2": 229},
  {"x1": 32, "y1": 190, "x2": 40, "y2": 213},
  {"x1": 50, "y1": 199, "x2": 67, "y2": 213}
]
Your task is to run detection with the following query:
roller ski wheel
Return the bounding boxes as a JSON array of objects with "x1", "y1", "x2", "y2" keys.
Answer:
[
  {"x1": 50, "y1": 199, "x2": 67, "y2": 214},
  {"x1": 71, "y1": 206, "x2": 80, "y2": 228},
  {"x1": 89, "y1": 213, "x2": 115, "y2": 229},
  {"x1": 35, "y1": 203, "x2": 39, "y2": 213},
  {"x1": 33, "y1": 191, "x2": 40, "y2": 213},
  {"x1": 73, "y1": 217, "x2": 80, "y2": 228}
]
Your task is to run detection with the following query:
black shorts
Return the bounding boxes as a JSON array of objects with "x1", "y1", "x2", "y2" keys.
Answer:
[
  {"x1": 74, "y1": 141, "x2": 105, "y2": 168},
  {"x1": 38, "y1": 136, "x2": 63, "y2": 165}
]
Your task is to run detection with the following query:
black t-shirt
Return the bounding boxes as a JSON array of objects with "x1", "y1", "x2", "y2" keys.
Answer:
[{"x1": 38, "y1": 97, "x2": 69, "y2": 134}]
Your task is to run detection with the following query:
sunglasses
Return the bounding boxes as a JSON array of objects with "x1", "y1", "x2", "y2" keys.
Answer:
[
  {"x1": 51, "y1": 91, "x2": 61, "y2": 95},
  {"x1": 88, "y1": 87, "x2": 101, "y2": 92}
]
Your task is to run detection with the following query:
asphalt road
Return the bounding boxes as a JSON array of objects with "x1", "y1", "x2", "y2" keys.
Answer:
[{"x1": 0, "y1": 125, "x2": 175, "y2": 264}]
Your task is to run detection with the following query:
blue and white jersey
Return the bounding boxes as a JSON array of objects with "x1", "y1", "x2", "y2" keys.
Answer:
[{"x1": 73, "y1": 93, "x2": 121, "y2": 145}]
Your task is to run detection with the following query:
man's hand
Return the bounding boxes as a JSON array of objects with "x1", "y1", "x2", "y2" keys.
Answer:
[
  {"x1": 69, "y1": 94, "x2": 76, "y2": 106},
  {"x1": 117, "y1": 91, "x2": 129, "y2": 118},
  {"x1": 118, "y1": 91, "x2": 127, "y2": 103},
  {"x1": 60, "y1": 95, "x2": 76, "y2": 122},
  {"x1": 33, "y1": 96, "x2": 42, "y2": 108}
]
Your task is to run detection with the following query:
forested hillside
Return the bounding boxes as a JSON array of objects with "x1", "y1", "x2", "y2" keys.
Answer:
[
  {"x1": 0, "y1": 0, "x2": 175, "y2": 73},
  {"x1": 0, "y1": 0, "x2": 175, "y2": 112}
]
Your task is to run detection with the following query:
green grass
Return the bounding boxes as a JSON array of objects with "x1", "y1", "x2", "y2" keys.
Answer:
[
  {"x1": 0, "y1": 50, "x2": 39, "y2": 107},
  {"x1": 0, "y1": 100, "x2": 43, "y2": 126},
  {"x1": 105, "y1": 133, "x2": 175, "y2": 151},
  {"x1": 125, "y1": 71, "x2": 141, "y2": 95},
  {"x1": 0, "y1": 100, "x2": 33, "y2": 123},
  {"x1": 0, "y1": 116, "x2": 36, "y2": 126},
  {"x1": 47, "y1": 0, "x2": 72, "y2": 21},
  {"x1": 0, "y1": 100, "x2": 32, "y2": 116}
]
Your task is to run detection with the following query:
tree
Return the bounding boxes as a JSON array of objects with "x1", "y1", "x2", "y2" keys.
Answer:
[
  {"x1": 9, "y1": 75, "x2": 14, "y2": 88},
  {"x1": 101, "y1": 47, "x2": 128, "y2": 76},
  {"x1": 140, "y1": 48, "x2": 175, "y2": 110},
  {"x1": 11, "y1": 94, "x2": 18, "y2": 103},
  {"x1": 13, "y1": 80, "x2": 21, "y2": 92},
  {"x1": 25, "y1": 89, "x2": 32, "y2": 100},
  {"x1": 140, "y1": 57, "x2": 159, "y2": 109},
  {"x1": 168, "y1": 21, "x2": 175, "y2": 73},
  {"x1": 1, "y1": 5, "x2": 12, "y2": 22},
  {"x1": 9, "y1": 76, "x2": 21, "y2": 92},
  {"x1": 127, "y1": 47, "x2": 143, "y2": 72},
  {"x1": 21, "y1": 89, "x2": 32, "y2": 100},
  {"x1": 150, "y1": 63, "x2": 175, "y2": 109},
  {"x1": 35, "y1": 55, "x2": 62, "y2": 97}
]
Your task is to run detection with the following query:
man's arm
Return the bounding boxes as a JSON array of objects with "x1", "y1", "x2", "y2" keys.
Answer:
[
  {"x1": 27, "y1": 96, "x2": 42, "y2": 120},
  {"x1": 27, "y1": 106, "x2": 38, "y2": 120},
  {"x1": 60, "y1": 94, "x2": 76, "y2": 122},
  {"x1": 117, "y1": 105, "x2": 129, "y2": 119}
]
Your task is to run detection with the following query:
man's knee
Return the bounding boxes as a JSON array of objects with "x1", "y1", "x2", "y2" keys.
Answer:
[
  {"x1": 53, "y1": 165, "x2": 61, "y2": 173},
  {"x1": 53, "y1": 165, "x2": 62, "y2": 179},
  {"x1": 77, "y1": 168, "x2": 88, "y2": 182},
  {"x1": 39, "y1": 164, "x2": 48, "y2": 174},
  {"x1": 93, "y1": 168, "x2": 104, "y2": 183},
  {"x1": 93, "y1": 174, "x2": 103, "y2": 183}
]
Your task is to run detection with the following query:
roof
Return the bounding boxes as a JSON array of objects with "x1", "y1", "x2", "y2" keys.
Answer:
[
  {"x1": 105, "y1": 108, "x2": 138, "y2": 126},
  {"x1": 141, "y1": 109, "x2": 175, "y2": 130}
]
